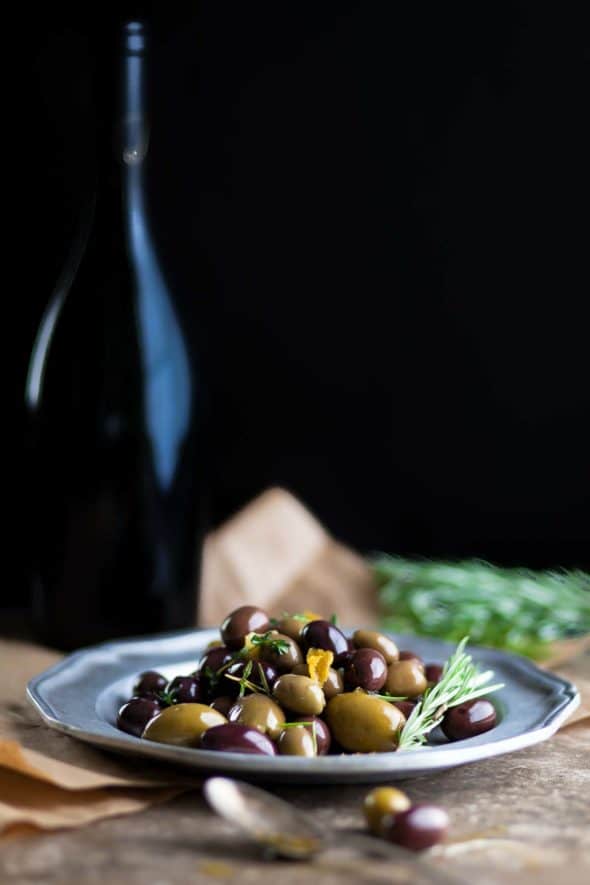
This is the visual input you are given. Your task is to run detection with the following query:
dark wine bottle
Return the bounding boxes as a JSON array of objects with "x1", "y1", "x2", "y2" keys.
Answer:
[{"x1": 25, "y1": 20, "x2": 206, "y2": 649}]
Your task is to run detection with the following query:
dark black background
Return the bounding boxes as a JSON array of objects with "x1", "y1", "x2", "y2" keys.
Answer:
[{"x1": 10, "y1": 2, "x2": 590, "y2": 610}]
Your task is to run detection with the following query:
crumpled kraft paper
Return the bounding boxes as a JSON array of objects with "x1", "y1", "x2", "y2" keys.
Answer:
[{"x1": 1, "y1": 487, "x2": 587, "y2": 836}]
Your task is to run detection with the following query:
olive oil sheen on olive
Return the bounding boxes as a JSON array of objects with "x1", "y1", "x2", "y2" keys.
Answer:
[{"x1": 26, "y1": 21, "x2": 206, "y2": 649}]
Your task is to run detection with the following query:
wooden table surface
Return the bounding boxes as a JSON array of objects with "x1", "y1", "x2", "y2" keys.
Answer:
[{"x1": 1, "y1": 637, "x2": 588, "y2": 885}]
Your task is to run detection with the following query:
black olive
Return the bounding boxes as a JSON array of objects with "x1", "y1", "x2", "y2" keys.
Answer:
[
  {"x1": 200, "y1": 723, "x2": 277, "y2": 755},
  {"x1": 132, "y1": 671, "x2": 167, "y2": 698},
  {"x1": 442, "y1": 699, "x2": 497, "y2": 741},
  {"x1": 343, "y1": 648, "x2": 388, "y2": 692},
  {"x1": 117, "y1": 697, "x2": 162, "y2": 737},
  {"x1": 301, "y1": 620, "x2": 349, "y2": 656},
  {"x1": 220, "y1": 606, "x2": 271, "y2": 649}
]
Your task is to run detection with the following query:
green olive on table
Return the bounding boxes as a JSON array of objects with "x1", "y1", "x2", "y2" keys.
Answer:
[
  {"x1": 227, "y1": 694, "x2": 286, "y2": 740},
  {"x1": 272, "y1": 674, "x2": 326, "y2": 716},
  {"x1": 384, "y1": 659, "x2": 428, "y2": 698},
  {"x1": 363, "y1": 786, "x2": 411, "y2": 834},
  {"x1": 142, "y1": 703, "x2": 226, "y2": 747},
  {"x1": 325, "y1": 691, "x2": 406, "y2": 752}
]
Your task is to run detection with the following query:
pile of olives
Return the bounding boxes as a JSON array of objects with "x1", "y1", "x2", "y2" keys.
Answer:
[
  {"x1": 117, "y1": 605, "x2": 497, "y2": 756},
  {"x1": 363, "y1": 786, "x2": 449, "y2": 851}
]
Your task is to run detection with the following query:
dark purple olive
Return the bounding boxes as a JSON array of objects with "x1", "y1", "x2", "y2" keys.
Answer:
[
  {"x1": 117, "y1": 697, "x2": 162, "y2": 737},
  {"x1": 441, "y1": 699, "x2": 497, "y2": 741},
  {"x1": 219, "y1": 659, "x2": 278, "y2": 696},
  {"x1": 343, "y1": 648, "x2": 388, "y2": 692},
  {"x1": 398, "y1": 650, "x2": 425, "y2": 668},
  {"x1": 293, "y1": 715, "x2": 331, "y2": 755},
  {"x1": 200, "y1": 723, "x2": 276, "y2": 755},
  {"x1": 301, "y1": 620, "x2": 349, "y2": 656},
  {"x1": 383, "y1": 804, "x2": 449, "y2": 851},
  {"x1": 220, "y1": 606, "x2": 271, "y2": 650},
  {"x1": 197, "y1": 646, "x2": 235, "y2": 698},
  {"x1": 166, "y1": 675, "x2": 204, "y2": 704},
  {"x1": 333, "y1": 650, "x2": 354, "y2": 670},
  {"x1": 132, "y1": 671, "x2": 167, "y2": 698},
  {"x1": 394, "y1": 700, "x2": 417, "y2": 719},
  {"x1": 209, "y1": 696, "x2": 235, "y2": 717},
  {"x1": 425, "y1": 664, "x2": 443, "y2": 685}
]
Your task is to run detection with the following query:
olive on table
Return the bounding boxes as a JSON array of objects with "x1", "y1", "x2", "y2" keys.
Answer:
[
  {"x1": 343, "y1": 648, "x2": 387, "y2": 692},
  {"x1": 272, "y1": 674, "x2": 326, "y2": 716},
  {"x1": 384, "y1": 660, "x2": 428, "y2": 699},
  {"x1": 301, "y1": 620, "x2": 349, "y2": 656},
  {"x1": 166, "y1": 675, "x2": 204, "y2": 704},
  {"x1": 117, "y1": 697, "x2": 162, "y2": 737},
  {"x1": 352, "y1": 630, "x2": 399, "y2": 664},
  {"x1": 142, "y1": 703, "x2": 226, "y2": 747},
  {"x1": 441, "y1": 699, "x2": 497, "y2": 741},
  {"x1": 258, "y1": 633, "x2": 303, "y2": 672},
  {"x1": 277, "y1": 725, "x2": 316, "y2": 757},
  {"x1": 291, "y1": 663, "x2": 343, "y2": 700},
  {"x1": 209, "y1": 696, "x2": 235, "y2": 717},
  {"x1": 201, "y1": 723, "x2": 276, "y2": 756},
  {"x1": 425, "y1": 664, "x2": 443, "y2": 685},
  {"x1": 221, "y1": 606, "x2": 271, "y2": 650},
  {"x1": 398, "y1": 650, "x2": 425, "y2": 667},
  {"x1": 293, "y1": 716, "x2": 331, "y2": 755},
  {"x1": 383, "y1": 804, "x2": 449, "y2": 851},
  {"x1": 132, "y1": 671, "x2": 167, "y2": 698},
  {"x1": 227, "y1": 694, "x2": 286, "y2": 740},
  {"x1": 219, "y1": 659, "x2": 278, "y2": 696},
  {"x1": 363, "y1": 787, "x2": 411, "y2": 835},
  {"x1": 326, "y1": 691, "x2": 406, "y2": 753}
]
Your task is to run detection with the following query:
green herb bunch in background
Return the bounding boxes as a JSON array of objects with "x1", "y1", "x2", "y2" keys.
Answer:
[{"x1": 373, "y1": 556, "x2": 590, "y2": 659}]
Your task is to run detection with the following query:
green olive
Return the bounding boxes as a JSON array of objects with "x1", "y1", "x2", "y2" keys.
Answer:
[
  {"x1": 290, "y1": 662, "x2": 343, "y2": 700},
  {"x1": 273, "y1": 674, "x2": 326, "y2": 716},
  {"x1": 227, "y1": 694, "x2": 286, "y2": 740},
  {"x1": 352, "y1": 629, "x2": 399, "y2": 664},
  {"x1": 384, "y1": 660, "x2": 428, "y2": 698},
  {"x1": 142, "y1": 703, "x2": 226, "y2": 747},
  {"x1": 277, "y1": 616, "x2": 308, "y2": 642},
  {"x1": 259, "y1": 633, "x2": 303, "y2": 672},
  {"x1": 277, "y1": 726, "x2": 316, "y2": 757},
  {"x1": 363, "y1": 786, "x2": 411, "y2": 834},
  {"x1": 325, "y1": 691, "x2": 406, "y2": 752}
]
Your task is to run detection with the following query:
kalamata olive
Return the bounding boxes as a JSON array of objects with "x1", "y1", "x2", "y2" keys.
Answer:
[
  {"x1": 277, "y1": 615, "x2": 308, "y2": 642},
  {"x1": 273, "y1": 674, "x2": 326, "y2": 716},
  {"x1": 326, "y1": 691, "x2": 406, "y2": 752},
  {"x1": 201, "y1": 723, "x2": 276, "y2": 756},
  {"x1": 352, "y1": 630, "x2": 399, "y2": 664},
  {"x1": 258, "y1": 633, "x2": 303, "y2": 672},
  {"x1": 363, "y1": 787, "x2": 411, "y2": 835},
  {"x1": 219, "y1": 660, "x2": 278, "y2": 697},
  {"x1": 117, "y1": 697, "x2": 162, "y2": 737},
  {"x1": 221, "y1": 606, "x2": 271, "y2": 650},
  {"x1": 132, "y1": 671, "x2": 167, "y2": 698},
  {"x1": 166, "y1": 675, "x2": 204, "y2": 704},
  {"x1": 343, "y1": 648, "x2": 388, "y2": 692},
  {"x1": 291, "y1": 663, "x2": 344, "y2": 700},
  {"x1": 383, "y1": 804, "x2": 449, "y2": 851},
  {"x1": 197, "y1": 645, "x2": 234, "y2": 675},
  {"x1": 384, "y1": 660, "x2": 428, "y2": 698},
  {"x1": 398, "y1": 650, "x2": 425, "y2": 668},
  {"x1": 142, "y1": 703, "x2": 226, "y2": 746},
  {"x1": 209, "y1": 696, "x2": 235, "y2": 717},
  {"x1": 277, "y1": 726, "x2": 316, "y2": 757},
  {"x1": 394, "y1": 700, "x2": 417, "y2": 719},
  {"x1": 301, "y1": 620, "x2": 349, "y2": 656},
  {"x1": 425, "y1": 664, "x2": 443, "y2": 685},
  {"x1": 441, "y1": 699, "x2": 497, "y2": 741},
  {"x1": 228, "y1": 694, "x2": 286, "y2": 739},
  {"x1": 293, "y1": 715, "x2": 331, "y2": 755}
]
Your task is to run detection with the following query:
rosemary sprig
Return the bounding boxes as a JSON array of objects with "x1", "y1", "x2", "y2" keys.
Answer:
[
  {"x1": 371, "y1": 692, "x2": 408, "y2": 703},
  {"x1": 397, "y1": 637, "x2": 504, "y2": 751},
  {"x1": 249, "y1": 631, "x2": 290, "y2": 656}
]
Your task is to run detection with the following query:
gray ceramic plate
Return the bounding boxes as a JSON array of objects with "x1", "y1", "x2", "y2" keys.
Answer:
[{"x1": 27, "y1": 629, "x2": 579, "y2": 783}]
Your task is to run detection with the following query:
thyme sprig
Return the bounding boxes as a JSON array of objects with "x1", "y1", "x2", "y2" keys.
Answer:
[
  {"x1": 397, "y1": 637, "x2": 504, "y2": 751},
  {"x1": 249, "y1": 631, "x2": 290, "y2": 656}
]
